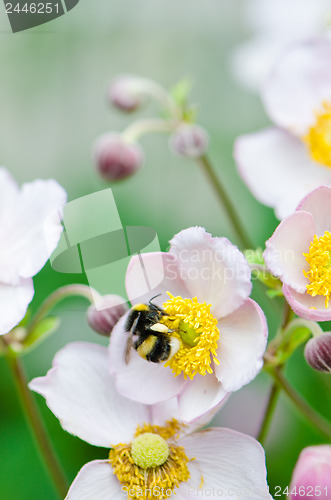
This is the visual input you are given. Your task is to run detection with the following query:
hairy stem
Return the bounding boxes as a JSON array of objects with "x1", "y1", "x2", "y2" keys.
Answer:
[
  {"x1": 6, "y1": 354, "x2": 68, "y2": 498},
  {"x1": 122, "y1": 118, "x2": 175, "y2": 143},
  {"x1": 27, "y1": 284, "x2": 96, "y2": 334},
  {"x1": 197, "y1": 154, "x2": 252, "y2": 249},
  {"x1": 256, "y1": 382, "x2": 280, "y2": 445}
]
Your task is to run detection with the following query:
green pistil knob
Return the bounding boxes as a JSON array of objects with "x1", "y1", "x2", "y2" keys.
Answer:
[
  {"x1": 131, "y1": 433, "x2": 169, "y2": 469},
  {"x1": 179, "y1": 320, "x2": 199, "y2": 347}
]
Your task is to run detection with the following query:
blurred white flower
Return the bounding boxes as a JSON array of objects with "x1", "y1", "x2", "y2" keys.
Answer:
[
  {"x1": 235, "y1": 38, "x2": 331, "y2": 219},
  {"x1": 230, "y1": 0, "x2": 331, "y2": 91},
  {"x1": 0, "y1": 168, "x2": 66, "y2": 335}
]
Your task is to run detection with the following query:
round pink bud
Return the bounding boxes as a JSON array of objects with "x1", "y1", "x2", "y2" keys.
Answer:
[
  {"x1": 304, "y1": 333, "x2": 331, "y2": 373},
  {"x1": 170, "y1": 124, "x2": 209, "y2": 158},
  {"x1": 290, "y1": 445, "x2": 331, "y2": 500},
  {"x1": 94, "y1": 133, "x2": 144, "y2": 182},
  {"x1": 87, "y1": 295, "x2": 128, "y2": 337},
  {"x1": 109, "y1": 76, "x2": 146, "y2": 112}
]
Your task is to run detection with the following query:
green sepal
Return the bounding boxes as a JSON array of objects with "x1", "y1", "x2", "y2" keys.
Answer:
[
  {"x1": 266, "y1": 289, "x2": 284, "y2": 299},
  {"x1": 169, "y1": 78, "x2": 196, "y2": 123}
]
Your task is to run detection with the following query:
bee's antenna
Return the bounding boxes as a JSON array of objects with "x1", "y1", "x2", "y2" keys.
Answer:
[{"x1": 149, "y1": 294, "x2": 161, "y2": 305}]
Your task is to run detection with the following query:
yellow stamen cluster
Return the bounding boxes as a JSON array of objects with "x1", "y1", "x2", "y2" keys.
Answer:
[
  {"x1": 108, "y1": 420, "x2": 190, "y2": 500},
  {"x1": 304, "y1": 101, "x2": 331, "y2": 167},
  {"x1": 161, "y1": 293, "x2": 220, "y2": 379},
  {"x1": 135, "y1": 419, "x2": 184, "y2": 440},
  {"x1": 303, "y1": 231, "x2": 331, "y2": 307}
]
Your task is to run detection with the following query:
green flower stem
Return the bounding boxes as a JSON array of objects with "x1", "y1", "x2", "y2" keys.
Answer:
[
  {"x1": 256, "y1": 381, "x2": 280, "y2": 445},
  {"x1": 197, "y1": 154, "x2": 252, "y2": 249},
  {"x1": 271, "y1": 367, "x2": 331, "y2": 440},
  {"x1": 5, "y1": 353, "x2": 68, "y2": 498},
  {"x1": 122, "y1": 118, "x2": 176, "y2": 143},
  {"x1": 27, "y1": 284, "x2": 96, "y2": 335}
]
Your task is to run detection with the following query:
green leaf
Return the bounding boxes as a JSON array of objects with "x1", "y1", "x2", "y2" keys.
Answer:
[{"x1": 170, "y1": 78, "x2": 193, "y2": 107}]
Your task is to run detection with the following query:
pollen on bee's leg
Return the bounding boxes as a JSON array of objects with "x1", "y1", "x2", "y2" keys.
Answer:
[{"x1": 150, "y1": 323, "x2": 169, "y2": 334}]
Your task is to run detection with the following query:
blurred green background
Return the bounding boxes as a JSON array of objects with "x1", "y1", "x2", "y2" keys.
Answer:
[{"x1": 0, "y1": 1, "x2": 330, "y2": 498}]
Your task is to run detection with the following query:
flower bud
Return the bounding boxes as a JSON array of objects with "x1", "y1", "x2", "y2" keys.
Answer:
[
  {"x1": 290, "y1": 446, "x2": 331, "y2": 499},
  {"x1": 304, "y1": 333, "x2": 331, "y2": 373},
  {"x1": 109, "y1": 75, "x2": 146, "y2": 112},
  {"x1": 87, "y1": 295, "x2": 128, "y2": 336},
  {"x1": 94, "y1": 133, "x2": 143, "y2": 182},
  {"x1": 170, "y1": 124, "x2": 209, "y2": 158}
]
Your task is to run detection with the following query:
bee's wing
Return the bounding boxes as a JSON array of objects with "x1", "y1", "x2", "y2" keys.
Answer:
[
  {"x1": 124, "y1": 315, "x2": 139, "y2": 365},
  {"x1": 125, "y1": 334, "x2": 133, "y2": 364}
]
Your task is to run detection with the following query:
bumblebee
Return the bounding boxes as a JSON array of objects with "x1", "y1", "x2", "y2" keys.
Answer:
[{"x1": 124, "y1": 297, "x2": 181, "y2": 364}]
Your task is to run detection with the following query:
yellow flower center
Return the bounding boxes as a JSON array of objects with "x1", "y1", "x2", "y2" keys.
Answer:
[
  {"x1": 131, "y1": 433, "x2": 169, "y2": 468},
  {"x1": 109, "y1": 419, "x2": 191, "y2": 500},
  {"x1": 303, "y1": 231, "x2": 331, "y2": 307},
  {"x1": 303, "y1": 101, "x2": 331, "y2": 167},
  {"x1": 161, "y1": 292, "x2": 220, "y2": 379}
]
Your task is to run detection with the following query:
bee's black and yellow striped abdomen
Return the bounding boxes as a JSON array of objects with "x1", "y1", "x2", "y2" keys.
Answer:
[{"x1": 124, "y1": 300, "x2": 181, "y2": 364}]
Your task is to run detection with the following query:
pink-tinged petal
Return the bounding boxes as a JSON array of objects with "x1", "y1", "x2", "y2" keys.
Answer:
[
  {"x1": 177, "y1": 374, "x2": 228, "y2": 424},
  {"x1": 234, "y1": 128, "x2": 331, "y2": 219},
  {"x1": 0, "y1": 278, "x2": 34, "y2": 335},
  {"x1": 169, "y1": 227, "x2": 252, "y2": 318},
  {"x1": 263, "y1": 38, "x2": 331, "y2": 135},
  {"x1": 125, "y1": 253, "x2": 189, "y2": 306},
  {"x1": 289, "y1": 446, "x2": 331, "y2": 500},
  {"x1": 0, "y1": 167, "x2": 19, "y2": 214},
  {"x1": 283, "y1": 285, "x2": 331, "y2": 321},
  {"x1": 264, "y1": 211, "x2": 315, "y2": 292},
  {"x1": 214, "y1": 299, "x2": 267, "y2": 392},
  {"x1": 109, "y1": 313, "x2": 186, "y2": 404},
  {"x1": 29, "y1": 342, "x2": 149, "y2": 447},
  {"x1": 65, "y1": 460, "x2": 122, "y2": 500},
  {"x1": 0, "y1": 179, "x2": 67, "y2": 284},
  {"x1": 297, "y1": 186, "x2": 331, "y2": 236},
  {"x1": 178, "y1": 428, "x2": 272, "y2": 499}
]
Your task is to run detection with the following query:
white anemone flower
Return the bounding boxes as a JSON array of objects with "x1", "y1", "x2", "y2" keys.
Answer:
[
  {"x1": 235, "y1": 38, "x2": 331, "y2": 219},
  {"x1": 109, "y1": 227, "x2": 267, "y2": 422},
  {"x1": 0, "y1": 168, "x2": 66, "y2": 334},
  {"x1": 29, "y1": 342, "x2": 272, "y2": 500}
]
